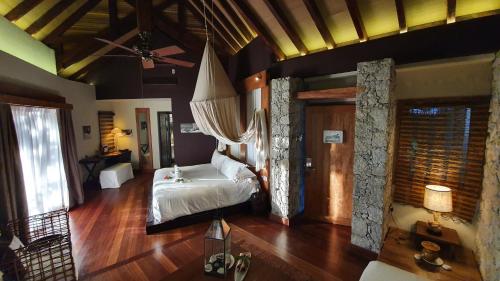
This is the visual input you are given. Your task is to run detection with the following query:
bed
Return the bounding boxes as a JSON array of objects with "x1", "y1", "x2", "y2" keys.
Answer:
[{"x1": 146, "y1": 153, "x2": 260, "y2": 234}]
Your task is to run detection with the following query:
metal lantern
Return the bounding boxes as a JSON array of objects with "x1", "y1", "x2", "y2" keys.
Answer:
[{"x1": 204, "y1": 218, "x2": 231, "y2": 278}]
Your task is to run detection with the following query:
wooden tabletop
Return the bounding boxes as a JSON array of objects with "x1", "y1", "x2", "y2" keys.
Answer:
[
  {"x1": 379, "y1": 227, "x2": 482, "y2": 281},
  {"x1": 415, "y1": 221, "x2": 461, "y2": 247}
]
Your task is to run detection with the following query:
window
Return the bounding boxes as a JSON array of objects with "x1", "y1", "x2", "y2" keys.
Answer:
[
  {"x1": 98, "y1": 111, "x2": 115, "y2": 151},
  {"x1": 11, "y1": 106, "x2": 68, "y2": 216},
  {"x1": 393, "y1": 97, "x2": 490, "y2": 221}
]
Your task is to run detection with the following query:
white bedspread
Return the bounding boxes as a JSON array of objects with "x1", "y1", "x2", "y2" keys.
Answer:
[{"x1": 152, "y1": 164, "x2": 259, "y2": 223}]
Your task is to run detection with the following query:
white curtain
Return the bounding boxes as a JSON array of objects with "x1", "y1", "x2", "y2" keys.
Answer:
[{"x1": 11, "y1": 106, "x2": 69, "y2": 216}]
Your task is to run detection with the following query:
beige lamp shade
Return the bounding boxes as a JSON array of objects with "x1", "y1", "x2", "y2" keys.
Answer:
[
  {"x1": 424, "y1": 185, "x2": 453, "y2": 212},
  {"x1": 110, "y1": 128, "x2": 122, "y2": 134}
]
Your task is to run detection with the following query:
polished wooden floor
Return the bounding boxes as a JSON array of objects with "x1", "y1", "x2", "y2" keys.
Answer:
[{"x1": 69, "y1": 173, "x2": 375, "y2": 281}]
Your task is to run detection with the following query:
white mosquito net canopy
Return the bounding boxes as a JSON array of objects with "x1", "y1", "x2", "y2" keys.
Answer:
[{"x1": 190, "y1": 42, "x2": 268, "y2": 170}]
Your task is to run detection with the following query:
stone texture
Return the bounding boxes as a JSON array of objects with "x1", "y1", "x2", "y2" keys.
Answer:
[
  {"x1": 270, "y1": 77, "x2": 304, "y2": 219},
  {"x1": 351, "y1": 58, "x2": 396, "y2": 253},
  {"x1": 475, "y1": 52, "x2": 500, "y2": 281}
]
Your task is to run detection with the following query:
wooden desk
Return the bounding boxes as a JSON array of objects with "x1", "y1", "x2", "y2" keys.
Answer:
[
  {"x1": 379, "y1": 227, "x2": 482, "y2": 281},
  {"x1": 79, "y1": 150, "x2": 131, "y2": 183}
]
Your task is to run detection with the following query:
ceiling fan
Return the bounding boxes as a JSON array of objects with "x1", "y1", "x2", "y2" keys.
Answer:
[{"x1": 95, "y1": 31, "x2": 195, "y2": 69}]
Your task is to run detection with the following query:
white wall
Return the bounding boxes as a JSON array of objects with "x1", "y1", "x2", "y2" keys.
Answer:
[
  {"x1": 96, "y1": 99, "x2": 172, "y2": 169},
  {"x1": 0, "y1": 51, "x2": 99, "y2": 174},
  {"x1": 391, "y1": 53, "x2": 495, "y2": 250}
]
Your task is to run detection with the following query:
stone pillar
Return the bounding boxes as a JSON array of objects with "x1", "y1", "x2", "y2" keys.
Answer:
[
  {"x1": 475, "y1": 52, "x2": 500, "y2": 281},
  {"x1": 351, "y1": 58, "x2": 396, "y2": 253},
  {"x1": 270, "y1": 77, "x2": 304, "y2": 221}
]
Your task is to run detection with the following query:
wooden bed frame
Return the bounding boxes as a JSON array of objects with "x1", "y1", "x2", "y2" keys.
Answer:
[{"x1": 145, "y1": 184, "x2": 255, "y2": 235}]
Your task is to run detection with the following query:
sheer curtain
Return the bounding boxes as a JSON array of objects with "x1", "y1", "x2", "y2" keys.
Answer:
[{"x1": 11, "y1": 106, "x2": 69, "y2": 216}]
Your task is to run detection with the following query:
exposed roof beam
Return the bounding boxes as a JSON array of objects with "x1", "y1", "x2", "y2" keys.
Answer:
[
  {"x1": 394, "y1": 0, "x2": 407, "y2": 33},
  {"x1": 61, "y1": 13, "x2": 137, "y2": 69},
  {"x1": 5, "y1": 0, "x2": 43, "y2": 21},
  {"x1": 108, "y1": 0, "x2": 119, "y2": 34},
  {"x1": 200, "y1": 0, "x2": 246, "y2": 47},
  {"x1": 43, "y1": 0, "x2": 102, "y2": 44},
  {"x1": 302, "y1": 0, "x2": 335, "y2": 49},
  {"x1": 230, "y1": 0, "x2": 285, "y2": 60},
  {"x1": 447, "y1": 0, "x2": 457, "y2": 24},
  {"x1": 226, "y1": 0, "x2": 257, "y2": 38},
  {"x1": 213, "y1": 0, "x2": 253, "y2": 43},
  {"x1": 136, "y1": 0, "x2": 153, "y2": 32},
  {"x1": 345, "y1": 0, "x2": 367, "y2": 42},
  {"x1": 25, "y1": 0, "x2": 74, "y2": 35},
  {"x1": 263, "y1": 0, "x2": 308, "y2": 55},
  {"x1": 187, "y1": 0, "x2": 238, "y2": 54}
]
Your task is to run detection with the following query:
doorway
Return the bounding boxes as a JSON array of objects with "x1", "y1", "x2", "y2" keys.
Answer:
[
  {"x1": 135, "y1": 108, "x2": 153, "y2": 171},
  {"x1": 304, "y1": 104, "x2": 355, "y2": 226},
  {"x1": 157, "y1": 111, "x2": 174, "y2": 168}
]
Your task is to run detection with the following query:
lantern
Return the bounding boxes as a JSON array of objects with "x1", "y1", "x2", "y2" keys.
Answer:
[{"x1": 204, "y1": 218, "x2": 231, "y2": 277}]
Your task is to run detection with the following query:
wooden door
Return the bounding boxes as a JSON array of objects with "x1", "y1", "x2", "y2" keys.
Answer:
[
  {"x1": 305, "y1": 104, "x2": 355, "y2": 225},
  {"x1": 135, "y1": 108, "x2": 153, "y2": 171}
]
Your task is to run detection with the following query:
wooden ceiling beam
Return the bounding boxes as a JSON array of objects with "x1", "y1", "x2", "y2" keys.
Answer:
[
  {"x1": 394, "y1": 0, "x2": 407, "y2": 33},
  {"x1": 25, "y1": 0, "x2": 74, "y2": 35},
  {"x1": 230, "y1": 0, "x2": 285, "y2": 60},
  {"x1": 303, "y1": 0, "x2": 335, "y2": 49},
  {"x1": 263, "y1": 0, "x2": 307, "y2": 55},
  {"x1": 61, "y1": 13, "x2": 137, "y2": 69},
  {"x1": 5, "y1": 0, "x2": 43, "y2": 21},
  {"x1": 187, "y1": 0, "x2": 238, "y2": 54},
  {"x1": 43, "y1": 0, "x2": 102, "y2": 44},
  {"x1": 345, "y1": 0, "x2": 367, "y2": 42},
  {"x1": 213, "y1": 0, "x2": 253, "y2": 43},
  {"x1": 447, "y1": 0, "x2": 457, "y2": 24},
  {"x1": 200, "y1": 0, "x2": 246, "y2": 47},
  {"x1": 136, "y1": 0, "x2": 153, "y2": 32}
]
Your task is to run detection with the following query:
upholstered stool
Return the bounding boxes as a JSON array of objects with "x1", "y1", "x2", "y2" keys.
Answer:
[{"x1": 99, "y1": 162, "x2": 134, "y2": 189}]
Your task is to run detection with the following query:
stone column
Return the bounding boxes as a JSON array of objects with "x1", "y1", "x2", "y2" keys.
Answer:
[
  {"x1": 270, "y1": 77, "x2": 304, "y2": 221},
  {"x1": 351, "y1": 58, "x2": 396, "y2": 253},
  {"x1": 475, "y1": 52, "x2": 500, "y2": 281}
]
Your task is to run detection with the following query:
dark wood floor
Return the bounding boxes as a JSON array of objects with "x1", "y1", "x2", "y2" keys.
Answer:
[{"x1": 70, "y1": 173, "x2": 375, "y2": 281}]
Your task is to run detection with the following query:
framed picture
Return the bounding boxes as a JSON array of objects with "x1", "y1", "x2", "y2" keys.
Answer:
[
  {"x1": 180, "y1": 123, "x2": 201, "y2": 133},
  {"x1": 82, "y1": 125, "x2": 91, "y2": 140},
  {"x1": 323, "y1": 130, "x2": 343, "y2": 144}
]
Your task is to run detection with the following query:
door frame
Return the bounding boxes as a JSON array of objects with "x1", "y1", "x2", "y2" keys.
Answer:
[
  {"x1": 135, "y1": 108, "x2": 153, "y2": 171},
  {"x1": 157, "y1": 111, "x2": 173, "y2": 168}
]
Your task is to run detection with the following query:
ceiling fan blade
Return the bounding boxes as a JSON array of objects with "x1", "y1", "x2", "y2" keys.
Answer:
[
  {"x1": 94, "y1": 37, "x2": 137, "y2": 54},
  {"x1": 142, "y1": 58, "x2": 155, "y2": 69},
  {"x1": 152, "y1": 45, "x2": 185, "y2": 57},
  {"x1": 155, "y1": 57, "x2": 195, "y2": 68},
  {"x1": 100, "y1": 55, "x2": 138, "y2": 58}
]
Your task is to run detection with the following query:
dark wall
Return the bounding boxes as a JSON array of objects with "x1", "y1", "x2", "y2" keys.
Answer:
[
  {"x1": 88, "y1": 31, "x2": 216, "y2": 166},
  {"x1": 228, "y1": 14, "x2": 500, "y2": 81}
]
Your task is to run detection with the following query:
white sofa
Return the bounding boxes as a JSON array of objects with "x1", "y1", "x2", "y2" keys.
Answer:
[
  {"x1": 360, "y1": 261, "x2": 429, "y2": 281},
  {"x1": 99, "y1": 162, "x2": 134, "y2": 188}
]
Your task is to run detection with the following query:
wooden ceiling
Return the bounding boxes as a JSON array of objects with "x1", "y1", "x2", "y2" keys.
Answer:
[{"x1": 1, "y1": 0, "x2": 499, "y2": 80}]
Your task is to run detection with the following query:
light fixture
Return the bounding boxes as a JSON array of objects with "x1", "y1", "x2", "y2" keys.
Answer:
[
  {"x1": 360, "y1": 38, "x2": 367, "y2": 43},
  {"x1": 110, "y1": 128, "x2": 123, "y2": 151},
  {"x1": 423, "y1": 185, "x2": 453, "y2": 236},
  {"x1": 254, "y1": 74, "x2": 261, "y2": 81},
  {"x1": 399, "y1": 27, "x2": 408, "y2": 34},
  {"x1": 204, "y1": 216, "x2": 232, "y2": 277},
  {"x1": 300, "y1": 51, "x2": 306, "y2": 56}
]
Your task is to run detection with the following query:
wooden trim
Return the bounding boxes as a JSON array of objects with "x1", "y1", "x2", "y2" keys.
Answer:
[
  {"x1": 395, "y1": 0, "x2": 407, "y2": 32},
  {"x1": 5, "y1": 0, "x2": 43, "y2": 21},
  {"x1": 345, "y1": 0, "x2": 367, "y2": 42},
  {"x1": 135, "y1": 108, "x2": 154, "y2": 171},
  {"x1": 296, "y1": 87, "x2": 357, "y2": 100},
  {"x1": 0, "y1": 94, "x2": 73, "y2": 110},
  {"x1": 303, "y1": 0, "x2": 335, "y2": 49}
]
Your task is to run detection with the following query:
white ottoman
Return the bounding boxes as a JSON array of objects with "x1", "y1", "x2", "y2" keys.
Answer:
[
  {"x1": 99, "y1": 162, "x2": 134, "y2": 189},
  {"x1": 359, "y1": 261, "x2": 429, "y2": 281}
]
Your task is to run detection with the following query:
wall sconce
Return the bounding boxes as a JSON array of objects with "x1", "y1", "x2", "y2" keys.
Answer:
[
  {"x1": 254, "y1": 74, "x2": 261, "y2": 81},
  {"x1": 122, "y1": 129, "x2": 133, "y2": 136}
]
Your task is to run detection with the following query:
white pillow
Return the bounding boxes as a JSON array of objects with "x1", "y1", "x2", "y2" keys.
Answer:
[
  {"x1": 211, "y1": 150, "x2": 227, "y2": 170},
  {"x1": 220, "y1": 158, "x2": 246, "y2": 181},
  {"x1": 236, "y1": 168, "x2": 257, "y2": 182}
]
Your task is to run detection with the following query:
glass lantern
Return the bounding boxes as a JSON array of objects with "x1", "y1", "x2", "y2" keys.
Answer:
[{"x1": 204, "y1": 218, "x2": 231, "y2": 278}]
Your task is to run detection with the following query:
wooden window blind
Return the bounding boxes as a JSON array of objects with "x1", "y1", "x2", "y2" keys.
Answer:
[
  {"x1": 393, "y1": 97, "x2": 490, "y2": 221},
  {"x1": 98, "y1": 111, "x2": 115, "y2": 150}
]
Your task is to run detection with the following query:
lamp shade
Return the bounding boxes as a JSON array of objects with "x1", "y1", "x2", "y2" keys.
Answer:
[
  {"x1": 424, "y1": 185, "x2": 453, "y2": 212},
  {"x1": 110, "y1": 128, "x2": 122, "y2": 134}
]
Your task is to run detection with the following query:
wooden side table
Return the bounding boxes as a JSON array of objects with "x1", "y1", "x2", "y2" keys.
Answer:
[
  {"x1": 414, "y1": 220, "x2": 461, "y2": 258},
  {"x1": 378, "y1": 227, "x2": 482, "y2": 281}
]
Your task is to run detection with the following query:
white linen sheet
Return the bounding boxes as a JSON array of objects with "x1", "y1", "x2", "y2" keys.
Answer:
[{"x1": 152, "y1": 164, "x2": 259, "y2": 223}]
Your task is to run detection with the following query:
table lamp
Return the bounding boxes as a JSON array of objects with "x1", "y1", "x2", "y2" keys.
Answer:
[
  {"x1": 110, "y1": 128, "x2": 122, "y2": 151},
  {"x1": 423, "y1": 185, "x2": 453, "y2": 236}
]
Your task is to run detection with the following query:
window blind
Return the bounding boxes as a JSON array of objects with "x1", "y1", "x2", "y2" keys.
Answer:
[
  {"x1": 393, "y1": 97, "x2": 490, "y2": 221},
  {"x1": 98, "y1": 111, "x2": 115, "y2": 151}
]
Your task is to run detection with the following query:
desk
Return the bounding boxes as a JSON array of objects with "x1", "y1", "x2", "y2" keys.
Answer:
[
  {"x1": 79, "y1": 150, "x2": 131, "y2": 183},
  {"x1": 378, "y1": 227, "x2": 482, "y2": 281}
]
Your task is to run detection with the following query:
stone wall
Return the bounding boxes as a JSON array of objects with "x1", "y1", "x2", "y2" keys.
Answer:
[
  {"x1": 270, "y1": 77, "x2": 304, "y2": 219},
  {"x1": 351, "y1": 58, "x2": 396, "y2": 253},
  {"x1": 475, "y1": 52, "x2": 500, "y2": 281}
]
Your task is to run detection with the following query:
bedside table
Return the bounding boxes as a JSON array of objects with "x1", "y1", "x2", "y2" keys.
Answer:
[
  {"x1": 415, "y1": 220, "x2": 461, "y2": 258},
  {"x1": 378, "y1": 227, "x2": 482, "y2": 281}
]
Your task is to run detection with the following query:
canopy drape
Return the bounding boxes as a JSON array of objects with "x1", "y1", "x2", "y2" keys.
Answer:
[{"x1": 190, "y1": 42, "x2": 269, "y2": 170}]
